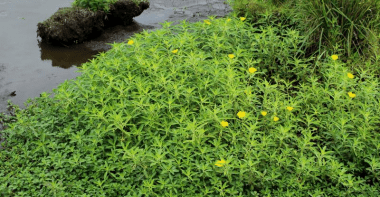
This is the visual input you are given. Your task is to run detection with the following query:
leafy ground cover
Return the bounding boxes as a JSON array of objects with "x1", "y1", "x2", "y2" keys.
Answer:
[{"x1": 1, "y1": 0, "x2": 380, "y2": 196}]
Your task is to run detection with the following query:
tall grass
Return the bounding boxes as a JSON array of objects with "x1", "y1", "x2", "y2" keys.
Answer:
[
  {"x1": 289, "y1": 0, "x2": 380, "y2": 62},
  {"x1": 234, "y1": 0, "x2": 380, "y2": 64}
]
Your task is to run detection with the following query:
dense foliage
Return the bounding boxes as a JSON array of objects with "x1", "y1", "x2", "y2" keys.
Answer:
[{"x1": 1, "y1": 0, "x2": 380, "y2": 196}]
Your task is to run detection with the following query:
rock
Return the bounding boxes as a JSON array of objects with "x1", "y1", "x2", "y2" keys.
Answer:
[
  {"x1": 9, "y1": 91, "x2": 16, "y2": 96},
  {"x1": 36, "y1": 0, "x2": 150, "y2": 46},
  {"x1": 104, "y1": 0, "x2": 150, "y2": 28}
]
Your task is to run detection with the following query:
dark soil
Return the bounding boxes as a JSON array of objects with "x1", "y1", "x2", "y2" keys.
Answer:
[{"x1": 36, "y1": 0, "x2": 149, "y2": 46}]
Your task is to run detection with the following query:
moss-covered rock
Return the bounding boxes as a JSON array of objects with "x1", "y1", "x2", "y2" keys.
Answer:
[
  {"x1": 36, "y1": 0, "x2": 149, "y2": 46},
  {"x1": 103, "y1": 0, "x2": 150, "y2": 28}
]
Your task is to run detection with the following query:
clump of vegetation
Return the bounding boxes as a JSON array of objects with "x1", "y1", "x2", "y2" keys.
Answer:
[
  {"x1": 2, "y1": 0, "x2": 380, "y2": 196},
  {"x1": 71, "y1": 0, "x2": 117, "y2": 14},
  {"x1": 71, "y1": 0, "x2": 149, "y2": 13}
]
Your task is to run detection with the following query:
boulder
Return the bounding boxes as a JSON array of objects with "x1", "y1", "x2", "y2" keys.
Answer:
[{"x1": 36, "y1": 0, "x2": 149, "y2": 46}]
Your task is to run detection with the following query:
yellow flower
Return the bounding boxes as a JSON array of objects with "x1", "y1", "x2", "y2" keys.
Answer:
[
  {"x1": 331, "y1": 54, "x2": 338, "y2": 60},
  {"x1": 227, "y1": 18, "x2": 231, "y2": 21},
  {"x1": 249, "y1": 67, "x2": 257, "y2": 74},
  {"x1": 286, "y1": 106, "x2": 294, "y2": 111},
  {"x1": 347, "y1": 73, "x2": 354, "y2": 79},
  {"x1": 127, "y1": 40, "x2": 134, "y2": 45},
  {"x1": 261, "y1": 111, "x2": 267, "y2": 116},
  {"x1": 172, "y1": 49, "x2": 178, "y2": 54},
  {"x1": 240, "y1": 17, "x2": 246, "y2": 21},
  {"x1": 244, "y1": 90, "x2": 252, "y2": 95},
  {"x1": 220, "y1": 121, "x2": 228, "y2": 128},
  {"x1": 273, "y1": 116, "x2": 279, "y2": 122},
  {"x1": 348, "y1": 92, "x2": 356, "y2": 98},
  {"x1": 215, "y1": 159, "x2": 226, "y2": 167},
  {"x1": 204, "y1": 20, "x2": 211, "y2": 25},
  {"x1": 228, "y1": 54, "x2": 235, "y2": 59},
  {"x1": 237, "y1": 111, "x2": 246, "y2": 119}
]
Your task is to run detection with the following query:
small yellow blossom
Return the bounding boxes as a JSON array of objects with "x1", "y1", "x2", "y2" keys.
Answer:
[
  {"x1": 244, "y1": 90, "x2": 252, "y2": 95},
  {"x1": 261, "y1": 111, "x2": 267, "y2": 116},
  {"x1": 348, "y1": 92, "x2": 356, "y2": 98},
  {"x1": 127, "y1": 40, "x2": 134, "y2": 45},
  {"x1": 240, "y1": 17, "x2": 246, "y2": 21},
  {"x1": 347, "y1": 73, "x2": 354, "y2": 79},
  {"x1": 227, "y1": 18, "x2": 231, "y2": 22},
  {"x1": 204, "y1": 20, "x2": 211, "y2": 25},
  {"x1": 331, "y1": 54, "x2": 338, "y2": 60},
  {"x1": 237, "y1": 111, "x2": 246, "y2": 119},
  {"x1": 215, "y1": 159, "x2": 226, "y2": 167},
  {"x1": 172, "y1": 49, "x2": 178, "y2": 54},
  {"x1": 286, "y1": 106, "x2": 294, "y2": 111},
  {"x1": 228, "y1": 54, "x2": 235, "y2": 59},
  {"x1": 249, "y1": 67, "x2": 257, "y2": 74},
  {"x1": 273, "y1": 116, "x2": 279, "y2": 122},
  {"x1": 220, "y1": 121, "x2": 228, "y2": 128}
]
